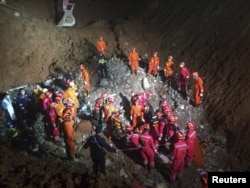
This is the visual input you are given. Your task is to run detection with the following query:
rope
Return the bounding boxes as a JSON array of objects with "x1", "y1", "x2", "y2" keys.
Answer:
[{"x1": 116, "y1": 142, "x2": 170, "y2": 152}]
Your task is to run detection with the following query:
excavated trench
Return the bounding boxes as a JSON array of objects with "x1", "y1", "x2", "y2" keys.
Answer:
[{"x1": 0, "y1": 0, "x2": 249, "y2": 177}]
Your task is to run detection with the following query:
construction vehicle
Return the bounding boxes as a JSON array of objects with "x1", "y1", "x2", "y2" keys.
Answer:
[{"x1": 57, "y1": 0, "x2": 75, "y2": 27}]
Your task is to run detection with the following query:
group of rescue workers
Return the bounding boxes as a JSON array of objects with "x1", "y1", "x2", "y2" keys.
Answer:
[{"x1": 0, "y1": 35, "x2": 207, "y2": 187}]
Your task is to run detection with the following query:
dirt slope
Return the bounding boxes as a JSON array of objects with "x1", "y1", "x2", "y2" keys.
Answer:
[{"x1": 0, "y1": 0, "x2": 250, "y2": 185}]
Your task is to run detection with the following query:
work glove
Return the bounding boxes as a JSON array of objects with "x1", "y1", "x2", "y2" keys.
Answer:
[{"x1": 130, "y1": 116, "x2": 132, "y2": 120}]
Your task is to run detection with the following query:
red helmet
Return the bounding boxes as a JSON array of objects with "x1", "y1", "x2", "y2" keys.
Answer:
[
  {"x1": 80, "y1": 64, "x2": 85, "y2": 69},
  {"x1": 56, "y1": 93, "x2": 63, "y2": 98},
  {"x1": 66, "y1": 102, "x2": 74, "y2": 109},
  {"x1": 157, "y1": 111, "x2": 163, "y2": 117},
  {"x1": 55, "y1": 96, "x2": 61, "y2": 102},
  {"x1": 163, "y1": 106, "x2": 172, "y2": 114},
  {"x1": 66, "y1": 79, "x2": 72, "y2": 84},
  {"x1": 180, "y1": 62, "x2": 185, "y2": 67},
  {"x1": 49, "y1": 102, "x2": 56, "y2": 108},
  {"x1": 63, "y1": 113, "x2": 70, "y2": 121},
  {"x1": 101, "y1": 92, "x2": 108, "y2": 98},
  {"x1": 147, "y1": 92, "x2": 153, "y2": 97},
  {"x1": 143, "y1": 123, "x2": 150, "y2": 130},
  {"x1": 108, "y1": 97, "x2": 114, "y2": 104},
  {"x1": 177, "y1": 131, "x2": 185, "y2": 140},
  {"x1": 169, "y1": 114, "x2": 176, "y2": 122},
  {"x1": 125, "y1": 125, "x2": 132, "y2": 131},
  {"x1": 187, "y1": 121, "x2": 196, "y2": 129},
  {"x1": 161, "y1": 99, "x2": 168, "y2": 106},
  {"x1": 45, "y1": 91, "x2": 52, "y2": 97},
  {"x1": 192, "y1": 72, "x2": 199, "y2": 77},
  {"x1": 133, "y1": 128, "x2": 140, "y2": 133}
]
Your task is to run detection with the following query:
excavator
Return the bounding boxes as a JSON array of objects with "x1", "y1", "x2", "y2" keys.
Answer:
[{"x1": 57, "y1": 0, "x2": 75, "y2": 27}]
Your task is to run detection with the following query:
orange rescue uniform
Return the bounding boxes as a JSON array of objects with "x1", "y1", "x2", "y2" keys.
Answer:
[
  {"x1": 63, "y1": 87, "x2": 79, "y2": 114},
  {"x1": 193, "y1": 76, "x2": 204, "y2": 105},
  {"x1": 81, "y1": 68, "x2": 91, "y2": 93},
  {"x1": 130, "y1": 104, "x2": 144, "y2": 127},
  {"x1": 96, "y1": 40, "x2": 106, "y2": 54},
  {"x1": 103, "y1": 104, "x2": 117, "y2": 141},
  {"x1": 148, "y1": 56, "x2": 160, "y2": 76},
  {"x1": 62, "y1": 110, "x2": 76, "y2": 158},
  {"x1": 164, "y1": 60, "x2": 174, "y2": 78},
  {"x1": 128, "y1": 51, "x2": 140, "y2": 72}
]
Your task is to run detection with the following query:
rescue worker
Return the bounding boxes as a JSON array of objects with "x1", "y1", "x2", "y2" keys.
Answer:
[
  {"x1": 16, "y1": 89, "x2": 30, "y2": 127},
  {"x1": 63, "y1": 79, "x2": 79, "y2": 115},
  {"x1": 130, "y1": 127, "x2": 140, "y2": 148},
  {"x1": 185, "y1": 121, "x2": 197, "y2": 167},
  {"x1": 164, "y1": 55, "x2": 174, "y2": 86},
  {"x1": 96, "y1": 36, "x2": 107, "y2": 55},
  {"x1": 54, "y1": 96, "x2": 65, "y2": 124},
  {"x1": 130, "y1": 99, "x2": 145, "y2": 128},
  {"x1": 169, "y1": 131, "x2": 188, "y2": 183},
  {"x1": 37, "y1": 88, "x2": 48, "y2": 113},
  {"x1": 80, "y1": 64, "x2": 91, "y2": 97},
  {"x1": 128, "y1": 47, "x2": 141, "y2": 75},
  {"x1": 165, "y1": 114, "x2": 179, "y2": 146},
  {"x1": 147, "y1": 51, "x2": 160, "y2": 77},
  {"x1": 48, "y1": 102, "x2": 60, "y2": 142},
  {"x1": 62, "y1": 108, "x2": 78, "y2": 162},
  {"x1": 178, "y1": 62, "x2": 190, "y2": 100},
  {"x1": 139, "y1": 123, "x2": 156, "y2": 170},
  {"x1": 97, "y1": 52, "x2": 108, "y2": 78},
  {"x1": 30, "y1": 113, "x2": 46, "y2": 152},
  {"x1": 84, "y1": 125, "x2": 117, "y2": 177},
  {"x1": 92, "y1": 97, "x2": 102, "y2": 122},
  {"x1": 192, "y1": 72, "x2": 204, "y2": 106},
  {"x1": 124, "y1": 124, "x2": 133, "y2": 147},
  {"x1": 1, "y1": 92, "x2": 16, "y2": 128},
  {"x1": 103, "y1": 97, "x2": 118, "y2": 142}
]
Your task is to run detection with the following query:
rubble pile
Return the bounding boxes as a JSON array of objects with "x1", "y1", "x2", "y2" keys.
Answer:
[{"x1": 0, "y1": 57, "x2": 231, "y2": 187}]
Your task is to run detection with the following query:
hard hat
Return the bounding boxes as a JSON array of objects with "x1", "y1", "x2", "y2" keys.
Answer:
[
  {"x1": 55, "y1": 96, "x2": 61, "y2": 102},
  {"x1": 66, "y1": 79, "x2": 72, "y2": 84},
  {"x1": 125, "y1": 125, "x2": 132, "y2": 131},
  {"x1": 143, "y1": 123, "x2": 150, "y2": 130},
  {"x1": 131, "y1": 90, "x2": 136, "y2": 96},
  {"x1": 168, "y1": 55, "x2": 173, "y2": 60},
  {"x1": 20, "y1": 89, "x2": 25, "y2": 95},
  {"x1": 156, "y1": 111, "x2": 163, "y2": 117},
  {"x1": 42, "y1": 88, "x2": 48, "y2": 93},
  {"x1": 50, "y1": 102, "x2": 56, "y2": 108},
  {"x1": 163, "y1": 106, "x2": 172, "y2": 114},
  {"x1": 63, "y1": 113, "x2": 70, "y2": 121},
  {"x1": 192, "y1": 72, "x2": 199, "y2": 77},
  {"x1": 179, "y1": 62, "x2": 185, "y2": 67},
  {"x1": 133, "y1": 128, "x2": 140, "y2": 133},
  {"x1": 187, "y1": 121, "x2": 196, "y2": 129},
  {"x1": 69, "y1": 81, "x2": 75, "y2": 87},
  {"x1": 108, "y1": 97, "x2": 114, "y2": 104},
  {"x1": 56, "y1": 93, "x2": 63, "y2": 99},
  {"x1": 161, "y1": 99, "x2": 168, "y2": 106},
  {"x1": 177, "y1": 131, "x2": 185, "y2": 140},
  {"x1": 169, "y1": 114, "x2": 176, "y2": 122},
  {"x1": 101, "y1": 92, "x2": 108, "y2": 98},
  {"x1": 45, "y1": 91, "x2": 52, "y2": 97},
  {"x1": 80, "y1": 64, "x2": 85, "y2": 69},
  {"x1": 66, "y1": 102, "x2": 74, "y2": 109},
  {"x1": 147, "y1": 92, "x2": 153, "y2": 97}
]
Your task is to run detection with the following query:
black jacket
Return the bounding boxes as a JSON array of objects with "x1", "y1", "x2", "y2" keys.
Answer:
[{"x1": 84, "y1": 134, "x2": 116, "y2": 157}]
